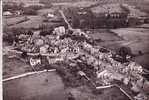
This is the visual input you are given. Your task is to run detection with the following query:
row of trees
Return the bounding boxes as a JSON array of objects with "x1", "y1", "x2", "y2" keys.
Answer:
[
  {"x1": 3, "y1": 27, "x2": 33, "y2": 44},
  {"x1": 3, "y1": 2, "x2": 52, "y2": 15},
  {"x1": 3, "y1": 2, "x2": 24, "y2": 11}
]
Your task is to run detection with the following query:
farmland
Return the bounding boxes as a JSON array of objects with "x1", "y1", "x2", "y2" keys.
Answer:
[
  {"x1": 9, "y1": 16, "x2": 44, "y2": 29},
  {"x1": 3, "y1": 16, "x2": 29, "y2": 27}
]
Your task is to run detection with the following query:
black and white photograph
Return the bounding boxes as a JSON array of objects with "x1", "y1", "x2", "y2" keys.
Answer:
[{"x1": 2, "y1": 0, "x2": 149, "y2": 100}]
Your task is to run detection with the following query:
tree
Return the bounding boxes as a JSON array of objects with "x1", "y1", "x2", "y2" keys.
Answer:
[
  {"x1": 3, "y1": 27, "x2": 27, "y2": 44},
  {"x1": 23, "y1": 8, "x2": 37, "y2": 15},
  {"x1": 3, "y1": 2, "x2": 24, "y2": 11},
  {"x1": 27, "y1": 5, "x2": 43, "y2": 10}
]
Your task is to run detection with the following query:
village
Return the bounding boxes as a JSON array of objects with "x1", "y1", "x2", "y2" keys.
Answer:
[{"x1": 2, "y1": 0, "x2": 149, "y2": 100}]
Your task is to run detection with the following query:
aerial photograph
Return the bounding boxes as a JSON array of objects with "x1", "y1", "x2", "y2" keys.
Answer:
[{"x1": 2, "y1": 0, "x2": 149, "y2": 100}]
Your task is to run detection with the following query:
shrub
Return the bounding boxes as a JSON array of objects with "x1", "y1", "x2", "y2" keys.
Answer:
[
  {"x1": 39, "y1": 1, "x2": 52, "y2": 8},
  {"x1": 23, "y1": 8, "x2": 37, "y2": 15},
  {"x1": 3, "y1": 27, "x2": 33, "y2": 44},
  {"x1": 27, "y1": 5, "x2": 43, "y2": 10},
  {"x1": 40, "y1": 29, "x2": 53, "y2": 36},
  {"x1": 3, "y1": 31, "x2": 15, "y2": 44}
]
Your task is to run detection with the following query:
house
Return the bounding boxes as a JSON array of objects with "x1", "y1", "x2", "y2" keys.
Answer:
[
  {"x1": 3, "y1": 11, "x2": 13, "y2": 16},
  {"x1": 14, "y1": 10, "x2": 23, "y2": 15},
  {"x1": 46, "y1": 13, "x2": 55, "y2": 18}
]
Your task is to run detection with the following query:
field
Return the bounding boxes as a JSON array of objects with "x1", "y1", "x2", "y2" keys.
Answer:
[
  {"x1": 3, "y1": 55, "x2": 31, "y2": 79},
  {"x1": 87, "y1": 29, "x2": 122, "y2": 41},
  {"x1": 3, "y1": 16, "x2": 29, "y2": 26},
  {"x1": 9, "y1": 16, "x2": 44, "y2": 29},
  {"x1": 110, "y1": 28, "x2": 149, "y2": 54},
  {"x1": 37, "y1": 8, "x2": 55, "y2": 15},
  {"x1": 52, "y1": 1, "x2": 97, "y2": 8},
  {"x1": 3, "y1": 71, "x2": 66, "y2": 100},
  {"x1": 3, "y1": 15, "x2": 45, "y2": 29}
]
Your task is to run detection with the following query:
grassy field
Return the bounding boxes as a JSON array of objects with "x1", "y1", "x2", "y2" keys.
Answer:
[
  {"x1": 37, "y1": 8, "x2": 55, "y2": 15},
  {"x1": 111, "y1": 28, "x2": 149, "y2": 40},
  {"x1": 3, "y1": 16, "x2": 29, "y2": 26},
  {"x1": 9, "y1": 15, "x2": 44, "y2": 29},
  {"x1": 110, "y1": 28, "x2": 149, "y2": 53},
  {"x1": 87, "y1": 29, "x2": 122, "y2": 41},
  {"x1": 3, "y1": 71, "x2": 66, "y2": 100},
  {"x1": 3, "y1": 55, "x2": 32, "y2": 79},
  {"x1": 52, "y1": 1, "x2": 97, "y2": 8}
]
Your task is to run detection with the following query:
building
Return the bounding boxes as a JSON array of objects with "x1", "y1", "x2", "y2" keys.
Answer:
[
  {"x1": 90, "y1": 4, "x2": 129, "y2": 28},
  {"x1": 123, "y1": 4, "x2": 149, "y2": 26},
  {"x1": 64, "y1": 3, "x2": 129, "y2": 28},
  {"x1": 3, "y1": 11, "x2": 13, "y2": 16}
]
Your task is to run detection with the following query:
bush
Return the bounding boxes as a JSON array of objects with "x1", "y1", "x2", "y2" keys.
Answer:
[
  {"x1": 23, "y1": 8, "x2": 37, "y2": 15},
  {"x1": 40, "y1": 29, "x2": 53, "y2": 36},
  {"x1": 3, "y1": 31, "x2": 15, "y2": 44},
  {"x1": 39, "y1": 1, "x2": 52, "y2": 8},
  {"x1": 11, "y1": 28, "x2": 27, "y2": 35},
  {"x1": 27, "y1": 5, "x2": 43, "y2": 10},
  {"x1": 3, "y1": 27, "x2": 33, "y2": 44}
]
